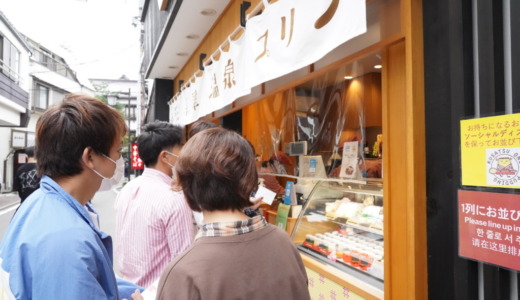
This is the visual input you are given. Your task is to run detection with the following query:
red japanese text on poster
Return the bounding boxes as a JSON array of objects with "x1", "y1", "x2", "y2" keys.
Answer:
[
  {"x1": 459, "y1": 189, "x2": 520, "y2": 271},
  {"x1": 131, "y1": 143, "x2": 143, "y2": 169}
]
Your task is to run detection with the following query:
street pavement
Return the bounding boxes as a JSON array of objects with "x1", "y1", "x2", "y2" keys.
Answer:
[
  {"x1": 0, "y1": 187, "x2": 120, "y2": 238},
  {"x1": 91, "y1": 186, "x2": 122, "y2": 276},
  {"x1": 0, "y1": 193, "x2": 20, "y2": 239},
  {"x1": 90, "y1": 187, "x2": 119, "y2": 242}
]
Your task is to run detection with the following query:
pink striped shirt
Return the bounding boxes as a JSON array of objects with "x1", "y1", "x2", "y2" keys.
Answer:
[{"x1": 114, "y1": 168, "x2": 196, "y2": 288}]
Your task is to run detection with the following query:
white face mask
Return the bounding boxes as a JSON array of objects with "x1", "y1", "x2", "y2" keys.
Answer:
[
  {"x1": 166, "y1": 163, "x2": 176, "y2": 179},
  {"x1": 92, "y1": 154, "x2": 125, "y2": 191},
  {"x1": 165, "y1": 150, "x2": 178, "y2": 179}
]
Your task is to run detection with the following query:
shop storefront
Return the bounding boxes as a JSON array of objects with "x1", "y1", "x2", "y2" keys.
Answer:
[{"x1": 154, "y1": 0, "x2": 425, "y2": 299}]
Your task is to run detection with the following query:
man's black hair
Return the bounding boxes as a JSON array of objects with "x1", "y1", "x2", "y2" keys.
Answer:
[
  {"x1": 137, "y1": 121, "x2": 183, "y2": 167},
  {"x1": 25, "y1": 146, "x2": 35, "y2": 158}
]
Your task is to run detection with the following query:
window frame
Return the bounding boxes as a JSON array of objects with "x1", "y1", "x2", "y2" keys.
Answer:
[
  {"x1": 0, "y1": 35, "x2": 21, "y2": 83},
  {"x1": 34, "y1": 83, "x2": 50, "y2": 110}
]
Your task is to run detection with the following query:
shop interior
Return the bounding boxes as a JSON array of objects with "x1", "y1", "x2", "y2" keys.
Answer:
[
  {"x1": 239, "y1": 51, "x2": 383, "y2": 182},
  {"x1": 209, "y1": 52, "x2": 386, "y2": 291}
]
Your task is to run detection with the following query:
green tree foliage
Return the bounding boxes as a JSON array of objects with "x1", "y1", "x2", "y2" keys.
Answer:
[
  {"x1": 92, "y1": 83, "x2": 126, "y2": 117},
  {"x1": 92, "y1": 82, "x2": 132, "y2": 154}
]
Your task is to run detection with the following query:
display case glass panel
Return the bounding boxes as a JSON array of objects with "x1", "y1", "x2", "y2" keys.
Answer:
[{"x1": 291, "y1": 179, "x2": 384, "y2": 289}]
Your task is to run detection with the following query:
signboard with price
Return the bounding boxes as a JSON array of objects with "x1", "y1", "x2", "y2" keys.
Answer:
[{"x1": 131, "y1": 143, "x2": 143, "y2": 169}]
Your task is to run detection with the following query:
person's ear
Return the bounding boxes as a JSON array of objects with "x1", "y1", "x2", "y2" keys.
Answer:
[
  {"x1": 81, "y1": 147, "x2": 96, "y2": 169},
  {"x1": 158, "y1": 150, "x2": 169, "y2": 164}
]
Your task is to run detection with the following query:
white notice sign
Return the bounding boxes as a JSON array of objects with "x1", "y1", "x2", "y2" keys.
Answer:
[{"x1": 340, "y1": 141, "x2": 359, "y2": 179}]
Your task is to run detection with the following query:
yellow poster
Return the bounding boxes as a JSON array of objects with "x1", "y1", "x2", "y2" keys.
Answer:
[{"x1": 460, "y1": 113, "x2": 520, "y2": 188}]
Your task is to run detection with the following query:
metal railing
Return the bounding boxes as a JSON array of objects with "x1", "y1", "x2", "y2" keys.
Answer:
[{"x1": 0, "y1": 59, "x2": 22, "y2": 85}]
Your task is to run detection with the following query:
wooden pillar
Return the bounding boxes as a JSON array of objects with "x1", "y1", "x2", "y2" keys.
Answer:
[{"x1": 382, "y1": 0, "x2": 427, "y2": 299}]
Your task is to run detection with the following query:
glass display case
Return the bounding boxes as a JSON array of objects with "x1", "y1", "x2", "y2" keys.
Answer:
[{"x1": 291, "y1": 179, "x2": 384, "y2": 290}]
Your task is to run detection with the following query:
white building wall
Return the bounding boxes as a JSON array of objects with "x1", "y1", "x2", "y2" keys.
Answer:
[
  {"x1": 0, "y1": 17, "x2": 30, "y2": 191},
  {"x1": 0, "y1": 129, "x2": 13, "y2": 191},
  {"x1": 0, "y1": 99, "x2": 25, "y2": 125},
  {"x1": 0, "y1": 29, "x2": 92, "y2": 191},
  {"x1": 21, "y1": 52, "x2": 94, "y2": 152}
]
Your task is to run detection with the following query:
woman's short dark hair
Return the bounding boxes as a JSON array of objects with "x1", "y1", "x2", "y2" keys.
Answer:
[
  {"x1": 136, "y1": 121, "x2": 183, "y2": 167},
  {"x1": 187, "y1": 120, "x2": 219, "y2": 140},
  {"x1": 36, "y1": 94, "x2": 126, "y2": 178},
  {"x1": 176, "y1": 128, "x2": 258, "y2": 212}
]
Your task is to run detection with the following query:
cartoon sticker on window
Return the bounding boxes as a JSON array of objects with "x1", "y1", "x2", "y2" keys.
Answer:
[{"x1": 486, "y1": 148, "x2": 520, "y2": 186}]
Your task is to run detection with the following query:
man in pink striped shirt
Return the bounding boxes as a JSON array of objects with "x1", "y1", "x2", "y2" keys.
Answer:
[{"x1": 114, "y1": 121, "x2": 196, "y2": 288}]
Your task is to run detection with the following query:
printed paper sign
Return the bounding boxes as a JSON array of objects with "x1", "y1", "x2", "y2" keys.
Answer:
[
  {"x1": 340, "y1": 141, "x2": 359, "y2": 179},
  {"x1": 460, "y1": 113, "x2": 520, "y2": 189},
  {"x1": 11, "y1": 131, "x2": 26, "y2": 148},
  {"x1": 255, "y1": 185, "x2": 277, "y2": 205},
  {"x1": 459, "y1": 189, "x2": 520, "y2": 271}
]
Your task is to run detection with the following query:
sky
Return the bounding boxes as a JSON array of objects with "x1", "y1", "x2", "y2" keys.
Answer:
[{"x1": 0, "y1": 0, "x2": 141, "y2": 83}]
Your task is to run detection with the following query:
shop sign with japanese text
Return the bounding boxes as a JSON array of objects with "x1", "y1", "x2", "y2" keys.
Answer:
[
  {"x1": 169, "y1": 0, "x2": 367, "y2": 125},
  {"x1": 459, "y1": 190, "x2": 520, "y2": 271},
  {"x1": 131, "y1": 143, "x2": 143, "y2": 169},
  {"x1": 460, "y1": 113, "x2": 520, "y2": 189},
  {"x1": 240, "y1": 0, "x2": 367, "y2": 89},
  {"x1": 11, "y1": 130, "x2": 26, "y2": 148}
]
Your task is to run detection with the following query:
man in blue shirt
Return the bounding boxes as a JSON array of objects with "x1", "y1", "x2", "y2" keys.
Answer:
[{"x1": 0, "y1": 94, "x2": 142, "y2": 299}]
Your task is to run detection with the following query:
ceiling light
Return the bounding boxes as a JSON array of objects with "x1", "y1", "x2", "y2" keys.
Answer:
[
  {"x1": 374, "y1": 65, "x2": 382, "y2": 69},
  {"x1": 176, "y1": 52, "x2": 189, "y2": 56},
  {"x1": 344, "y1": 76, "x2": 353, "y2": 80},
  {"x1": 186, "y1": 34, "x2": 200, "y2": 39},
  {"x1": 200, "y1": 8, "x2": 217, "y2": 16}
]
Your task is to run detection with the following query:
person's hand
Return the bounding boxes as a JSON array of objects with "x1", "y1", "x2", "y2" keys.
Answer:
[
  {"x1": 122, "y1": 289, "x2": 144, "y2": 300},
  {"x1": 132, "y1": 289, "x2": 144, "y2": 300},
  {"x1": 249, "y1": 196, "x2": 263, "y2": 210}
]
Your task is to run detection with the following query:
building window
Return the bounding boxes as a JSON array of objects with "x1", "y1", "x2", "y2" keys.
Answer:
[
  {"x1": 34, "y1": 84, "x2": 49, "y2": 110},
  {"x1": 0, "y1": 36, "x2": 21, "y2": 83},
  {"x1": 41, "y1": 49, "x2": 52, "y2": 70}
]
